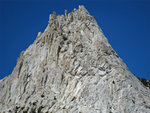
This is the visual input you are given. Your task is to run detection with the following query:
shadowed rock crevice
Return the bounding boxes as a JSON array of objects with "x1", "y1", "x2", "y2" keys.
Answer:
[{"x1": 138, "y1": 77, "x2": 150, "y2": 89}]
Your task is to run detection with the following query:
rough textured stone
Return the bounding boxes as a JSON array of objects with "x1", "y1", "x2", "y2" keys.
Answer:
[{"x1": 0, "y1": 5, "x2": 150, "y2": 113}]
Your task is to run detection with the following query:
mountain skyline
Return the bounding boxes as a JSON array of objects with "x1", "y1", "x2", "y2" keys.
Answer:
[
  {"x1": 0, "y1": 5, "x2": 150, "y2": 112},
  {"x1": 0, "y1": 0, "x2": 150, "y2": 80}
]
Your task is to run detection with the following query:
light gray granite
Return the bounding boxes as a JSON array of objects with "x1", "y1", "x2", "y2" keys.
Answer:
[{"x1": 0, "y1": 6, "x2": 150, "y2": 113}]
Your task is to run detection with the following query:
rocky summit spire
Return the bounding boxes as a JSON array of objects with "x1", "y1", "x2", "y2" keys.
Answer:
[{"x1": 0, "y1": 6, "x2": 150, "y2": 113}]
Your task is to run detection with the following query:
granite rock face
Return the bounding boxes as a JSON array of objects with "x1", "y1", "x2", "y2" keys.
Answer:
[{"x1": 0, "y1": 6, "x2": 150, "y2": 113}]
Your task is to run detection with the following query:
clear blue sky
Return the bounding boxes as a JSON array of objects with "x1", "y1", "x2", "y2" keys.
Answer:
[{"x1": 0, "y1": 0, "x2": 150, "y2": 80}]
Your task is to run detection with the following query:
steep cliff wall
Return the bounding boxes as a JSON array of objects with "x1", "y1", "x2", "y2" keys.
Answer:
[{"x1": 0, "y1": 6, "x2": 150, "y2": 113}]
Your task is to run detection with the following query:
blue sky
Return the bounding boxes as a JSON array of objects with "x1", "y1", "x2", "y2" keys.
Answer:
[{"x1": 0, "y1": 0, "x2": 150, "y2": 80}]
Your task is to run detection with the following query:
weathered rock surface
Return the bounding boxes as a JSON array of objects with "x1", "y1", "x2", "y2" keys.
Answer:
[{"x1": 0, "y1": 6, "x2": 150, "y2": 113}]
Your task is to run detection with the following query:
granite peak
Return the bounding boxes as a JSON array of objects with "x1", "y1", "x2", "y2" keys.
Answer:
[{"x1": 0, "y1": 6, "x2": 150, "y2": 113}]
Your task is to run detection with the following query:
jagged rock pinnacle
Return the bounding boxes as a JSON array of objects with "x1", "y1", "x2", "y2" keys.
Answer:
[{"x1": 0, "y1": 6, "x2": 150, "y2": 113}]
